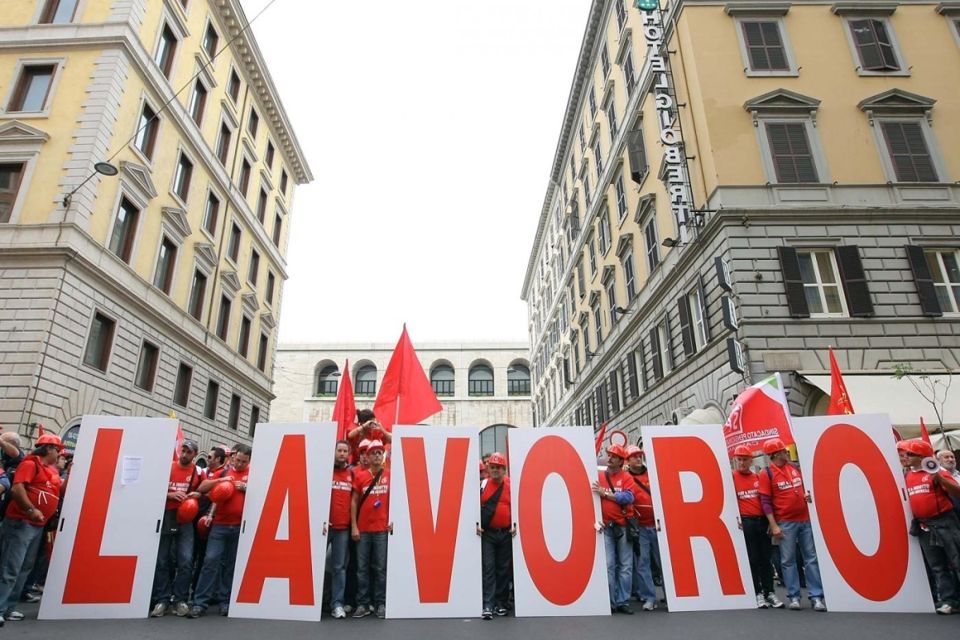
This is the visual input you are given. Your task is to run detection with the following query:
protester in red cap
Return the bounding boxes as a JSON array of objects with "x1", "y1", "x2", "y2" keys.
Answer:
[
  {"x1": 625, "y1": 445, "x2": 659, "y2": 611},
  {"x1": 0, "y1": 434, "x2": 63, "y2": 624},
  {"x1": 328, "y1": 440, "x2": 354, "y2": 619},
  {"x1": 356, "y1": 440, "x2": 372, "y2": 471},
  {"x1": 758, "y1": 438, "x2": 825, "y2": 611},
  {"x1": 477, "y1": 452, "x2": 513, "y2": 620},
  {"x1": 593, "y1": 443, "x2": 638, "y2": 614},
  {"x1": 150, "y1": 440, "x2": 202, "y2": 618},
  {"x1": 479, "y1": 461, "x2": 488, "y2": 482},
  {"x1": 903, "y1": 438, "x2": 960, "y2": 614},
  {"x1": 732, "y1": 445, "x2": 783, "y2": 609},
  {"x1": 351, "y1": 440, "x2": 390, "y2": 619}
]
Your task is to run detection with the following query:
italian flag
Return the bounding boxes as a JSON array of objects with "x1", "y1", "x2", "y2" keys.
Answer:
[{"x1": 722, "y1": 373, "x2": 795, "y2": 455}]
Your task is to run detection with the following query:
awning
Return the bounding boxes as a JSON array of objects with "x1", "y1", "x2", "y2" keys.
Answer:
[{"x1": 802, "y1": 374, "x2": 960, "y2": 435}]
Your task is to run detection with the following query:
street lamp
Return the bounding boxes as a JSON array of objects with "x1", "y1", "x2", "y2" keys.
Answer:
[{"x1": 61, "y1": 161, "x2": 119, "y2": 209}]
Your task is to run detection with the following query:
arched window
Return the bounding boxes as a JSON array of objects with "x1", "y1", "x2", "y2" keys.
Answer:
[
  {"x1": 431, "y1": 364, "x2": 455, "y2": 397},
  {"x1": 507, "y1": 363, "x2": 531, "y2": 396},
  {"x1": 468, "y1": 363, "x2": 494, "y2": 397},
  {"x1": 315, "y1": 364, "x2": 339, "y2": 397},
  {"x1": 355, "y1": 365, "x2": 377, "y2": 396},
  {"x1": 480, "y1": 424, "x2": 514, "y2": 457}
]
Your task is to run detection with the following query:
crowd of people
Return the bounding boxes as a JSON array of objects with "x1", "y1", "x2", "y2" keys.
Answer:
[{"x1": 0, "y1": 417, "x2": 958, "y2": 623}]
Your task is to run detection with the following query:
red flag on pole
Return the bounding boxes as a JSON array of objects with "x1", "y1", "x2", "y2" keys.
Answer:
[
  {"x1": 826, "y1": 347, "x2": 855, "y2": 415},
  {"x1": 595, "y1": 421, "x2": 608, "y2": 456},
  {"x1": 173, "y1": 423, "x2": 184, "y2": 462},
  {"x1": 373, "y1": 325, "x2": 442, "y2": 432},
  {"x1": 331, "y1": 359, "x2": 356, "y2": 443},
  {"x1": 37, "y1": 423, "x2": 46, "y2": 438},
  {"x1": 920, "y1": 417, "x2": 932, "y2": 445}
]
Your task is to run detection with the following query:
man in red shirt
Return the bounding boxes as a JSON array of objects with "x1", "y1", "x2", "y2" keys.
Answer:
[
  {"x1": 903, "y1": 438, "x2": 960, "y2": 614},
  {"x1": 328, "y1": 440, "x2": 353, "y2": 619},
  {"x1": 477, "y1": 452, "x2": 513, "y2": 620},
  {"x1": 151, "y1": 440, "x2": 201, "y2": 618},
  {"x1": 593, "y1": 443, "x2": 637, "y2": 614},
  {"x1": 759, "y1": 438, "x2": 825, "y2": 611},
  {"x1": 625, "y1": 446, "x2": 659, "y2": 611},
  {"x1": 188, "y1": 444, "x2": 251, "y2": 618},
  {"x1": 351, "y1": 440, "x2": 390, "y2": 619},
  {"x1": 732, "y1": 445, "x2": 782, "y2": 609},
  {"x1": 0, "y1": 434, "x2": 63, "y2": 625}
]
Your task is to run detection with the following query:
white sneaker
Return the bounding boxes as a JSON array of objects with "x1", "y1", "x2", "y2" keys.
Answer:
[
  {"x1": 788, "y1": 598, "x2": 802, "y2": 610},
  {"x1": 5, "y1": 611, "x2": 24, "y2": 622},
  {"x1": 766, "y1": 593, "x2": 785, "y2": 609},
  {"x1": 936, "y1": 603, "x2": 954, "y2": 615},
  {"x1": 149, "y1": 602, "x2": 167, "y2": 618},
  {"x1": 331, "y1": 606, "x2": 346, "y2": 619},
  {"x1": 756, "y1": 593, "x2": 770, "y2": 609},
  {"x1": 173, "y1": 602, "x2": 190, "y2": 617},
  {"x1": 642, "y1": 600, "x2": 656, "y2": 611},
  {"x1": 812, "y1": 597, "x2": 827, "y2": 612}
]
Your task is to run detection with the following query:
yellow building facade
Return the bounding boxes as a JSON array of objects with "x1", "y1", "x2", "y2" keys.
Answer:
[{"x1": 0, "y1": 0, "x2": 312, "y2": 453}]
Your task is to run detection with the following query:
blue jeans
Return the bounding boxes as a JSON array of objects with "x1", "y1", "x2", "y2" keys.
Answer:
[
  {"x1": 191, "y1": 524, "x2": 240, "y2": 610},
  {"x1": 356, "y1": 531, "x2": 388, "y2": 608},
  {"x1": 633, "y1": 526, "x2": 659, "y2": 604},
  {"x1": 779, "y1": 520, "x2": 823, "y2": 600},
  {"x1": 0, "y1": 518, "x2": 44, "y2": 615},
  {"x1": 327, "y1": 528, "x2": 350, "y2": 608},
  {"x1": 604, "y1": 524, "x2": 633, "y2": 608},
  {"x1": 152, "y1": 515, "x2": 195, "y2": 604}
]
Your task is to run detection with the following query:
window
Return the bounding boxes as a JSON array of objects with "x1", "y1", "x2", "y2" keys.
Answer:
[
  {"x1": 622, "y1": 249, "x2": 636, "y2": 301},
  {"x1": 8, "y1": 64, "x2": 55, "y2": 112},
  {"x1": 600, "y1": 43, "x2": 610, "y2": 77},
  {"x1": 849, "y1": 18, "x2": 900, "y2": 72},
  {"x1": 605, "y1": 277, "x2": 618, "y2": 326},
  {"x1": 880, "y1": 121, "x2": 938, "y2": 182},
  {"x1": 468, "y1": 364, "x2": 494, "y2": 396},
  {"x1": 583, "y1": 169, "x2": 591, "y2": 205},
  {"x1": 173, "y1": 153, "x2": 193, "y2": 201},
  {"x1": 741, "y1": 21, "x2": 789, "y2": 71},
  {"x1": 588, "y1": 86, "x2": 597, "y2": 118},
  {"x1": 925, "y1": 250, "x2": 960, "y2": 314},
  {"x1": 203, "y1": 192, "x2": 220, "y2": 236},
  {"x1": 248, "y1": 109, "x2": 259, "y2": 138},
  {"x1": 133, "y1": 341, "x2": 159, "y2": 392},
  {"x1": 238, "y1": 316, "x2": 251, "y2": 357},
  {"x1": 257, "y1": 333, "x2": 268, "y2": 371},
  {"x1": 265, "y1": 142, "x2": 275, "y2": 170},
  {"x1": 649, "y1": 318, "x2": 673, "y2": 380},
  {"x1": 578, "y1": 124, "x2": 586, "y2": 153},
  {"x1": 247, "y1": 249, "x2": 259, "y2": 287},
  {"x1": 188, "y1": 269, "x2": 206, "y2": 321},
  {"x1": 587, "y1": 234, "x2": 597, "y2": 275},
  {"x1": 153, "y1": 236, "x2": 177, "y2": 294},
  {"x1": 216, "y1": 295, "x2": 231, "y2": 340},
  {"x1": 227, "y1": 69, "x2": 241, "y2": 102},
  {"x1": 107, "y1": 198, "x2": 140, "y2": 263},
  {"x1": 173, "y1": 362, "x2": 192, "y2": 407},
  {"x1": 623, "y1": 50, "x2": 636, "y2": 95},
  {"x1": 280, "y1": 170, "x2": 289, "y2": 195},
  {"x1": 764, "y1": 122, "x2": 818, "y2": 183},
  {"x1": 627, "y1": 126, "x2": 647, "y2": 184},
  {"x1": 238, "y1": 158, "x2": 251, "y2": 196},
  {"x1": 615, "y1": 0, "x2": 627, "y2": 31},
  {"x1": 315, "y1": 364, "x2": 339, "y2": 396},
  {"x1": 644, "y1": 218, "x2": 660, "y2": 272},
  {"x1": 256, "y1": 188, "x2": 268, "y2": 223},
  {"x1": 598, "y1": 206, "x2": 611, "y2": 255},
  {"x1": 134, "y1": 102, "x2": 159, "y2": 159},
  {"x1": 591, "y1": 297, "x2": 602, "y2": 347},
  {"x1": 0, "y1": 163, "x2": 25, "y2": 223},
  {"x1": 203, "y1": 380, "x2": 219, "y2": 419},
  {"x1": 480, "y1": 425, "x2": 512, "y2": 457},
  {"x1": 155, "y1": 24, "x2": 178, "y2": 78},
  {"x1": 265, "y1": 271, "x2": 276, "y2": 305},
  {"x1": 272, "y1": 213, "x2": 283, "y2": 247},
  {"x1": 39, "y1": 0, "x2": 79, "y2": 23},
  {"x1": 508, "y1": 364, "x2": 531, "y2": 396},
  {"x1": 593, "y1": 138, "x2": 603, "y2": 176},
  {"x1": 188, "y1": 81, "x2": 207, "y2": 125},
  {"x1": 249, "y1": 406, "x2": 260, "y2": 437},
  {"x1": 679, "y1": 284, "x2": 709, "y2": 357},
  {"x1": 614, "y1": 172, "x2": 628, "y2": 221},
  {"x1": 355, "y1": 365, "x2": 377, "y2": 396},
  {"x1": 431, "y1": 364, "x2": 455, "y2": 396},
  {"x1": 83, "y1": 312, "x2": 115, "y2": 372},
  {"x1": 202, "y1": 22, "x2": 219, "y2": 58},
  {"x1": 228, "y1": 222, "x2": 241, "y2": 262},
  {"x1": 779, "y1": 245, "x2": 872, "y2": 318},
  {"x1": 690, "y1": 289, "x2": 707, "y2": 350},
  {"x1": 216, "y1": 122, "x2": 232, "y2": 166},
  {"x1": 606, "y1": 98, "x2": 619, "y2": 139},
  {"x1": 228, "y1": 394, "x2": 241, "y2": 430},
  {"x1": 799, "y1": 250, "x2": 846, "y2": 316},
  {"x1": 577, "y1": 260, "x2": 585, "y2": 299}
]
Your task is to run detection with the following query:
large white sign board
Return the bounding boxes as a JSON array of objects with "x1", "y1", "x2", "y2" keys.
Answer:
[
  {"x1": 386, "y1": 426, "x2": 481, "y2": 618},
  {"x1": 229, "y1": 422, "x2": 336, "y2": 621},
  {"x1": 40, "y1": 416, "x2": 177, "y2": 619}
]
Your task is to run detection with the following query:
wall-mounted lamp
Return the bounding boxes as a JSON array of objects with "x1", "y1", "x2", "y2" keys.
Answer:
[
  {"x1": 661, "y1": 237, "x2": 680, "y2": 248},
  {"x1": 613, "y1": 306, "x2": 635, "y2": 317},
  {"x1": 62, "y1": 162, "x2": 119, "y2": 209}
]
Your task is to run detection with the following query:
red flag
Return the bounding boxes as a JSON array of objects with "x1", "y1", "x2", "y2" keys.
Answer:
[
  {"x1": 331, "y1": 359, "x2": 356, "y2": 442},
  {"x1": 920, "y1": 417, "x2": 931, "y2": 445},
  {"x1": 594, "y1": 422, "x2": 607, "y2": 456},
  {"x1": 826, "y1": 347, "x2": 855, "y2": 415},
  {"x1": 373, "y1": 325, "x2": 443, "y2": 432},
  {"x1": 892, "y1": 427, "x2": 903, "y2": 442},
  {"x1": 37, "y1": 423, "x2": 46, "y2": 438},
  {"x1": 722, "y1": 373, "x2": 795, "y2": 455},
  {"x1": 173, "y1": 423, "x2": 184, "y2": 462}
]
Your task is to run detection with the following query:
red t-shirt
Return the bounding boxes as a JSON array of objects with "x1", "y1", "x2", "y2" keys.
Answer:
[
  {"x1": 759, "y1": 463, "x2": 809, "y2": 522},
  {"x1": 165, "y1": 462, "x2": 200, "y2": 511},
  {"x1": 481, "y1": 476, "x2": 511, "y2": 530},
  {"x1": 202, "y1": 464, "x2": 227, "y2": 481},
  {"x1": 733, "y1": 470, "x2": 763, "y2": 517},
  {"x1": 214, "y1": 465, "x2": 249, "y2": 526},
  {"x1": 353, "y1": 467, "x2": 390, "y2": 533},
  {"x1": 330, "y1": 466, "x2": 354, "y2": 529},
  {"x1": 629, "y1": 470, "x2": 655, "y2": 527},
  {"x1": 7, "y1": 455, "x2": 62, "y2": 525},
  {"x1": 906, "y1": 469, "x2": 955, "y2": 519},
  {"x1": 598, "y1": 469, "x2": 638, "y2": 526}
]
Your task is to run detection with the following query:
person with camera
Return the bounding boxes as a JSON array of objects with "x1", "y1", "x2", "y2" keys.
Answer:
[
  {"x1": 351, "y1": 440, "x2": 390, "y2": 619},
  {"x1": 625, "y1": 445, "x2": 659, "y2": 611},
  {"x1": 348, "y1": 410, "x2": 392, "y2": 456},
  {"x1": 903, "y1": 439, "x2": 960, "y2": 614},
  {"x1": 593, "y1": 443, "x2": 638, "y2": 615},
  {"x1": 477, "y1": 452, "x2": 513, "y2": 620}
]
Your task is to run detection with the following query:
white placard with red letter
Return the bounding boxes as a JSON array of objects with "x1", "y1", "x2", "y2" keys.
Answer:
[
  {"x1": 510, "y1": 426, "x2": 609, "y2": 617},
  {"x1": 385, "y1": 426, "x2": 481, "y2": 618},
  {"x1": 792, "y1": 414, "x2": 931, "y2": 612},
  {"x1": 642, "y1": 425, "x2": 756, "y2": 612},
  {"x1": 40, "y1": 416, "x2": 178, "y2": 619},
  {"x1": 229, "y1": 422, "x2": 336, "y2": 620}
]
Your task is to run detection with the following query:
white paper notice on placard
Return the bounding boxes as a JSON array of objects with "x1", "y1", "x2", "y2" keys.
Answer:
[
  {"x1": 792, "y1": 414, "x2": 933, "y2": 613},
  {"x1": 642, "y1": 425, "x2": 756, "y2": 612},
  {"x1": 40, "y1": 416, "x2": 178, "y2": 620},
  {"x1": 229, "y1": 422, "x2": 336, "y2": 621},
  {"x1": 509, "y1": 426, "x2": 610, "y2": 617},
  {"x1": 386, "y1": 426, "x2": 481, "y2": 619}
]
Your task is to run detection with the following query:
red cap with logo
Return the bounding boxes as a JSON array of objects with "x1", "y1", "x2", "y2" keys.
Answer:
[
  {"x1": 605, "y1": 444, "x2": 627, "y2": 460},
  {"x1": 903, "y1": 438, "x2": 935, "y2": 458},
  {"x1": 624, "y1": 445, "x2": 643, "y2": 460},
  {"x1": 487, "y1": 452, "x2": 507, "y2": 467},
  {"x1": 732, "y1": 445, "x2": 753, "y2": 458},
  {"x1": 762, "y1": 438, "x2": 787, "y2": 456}
]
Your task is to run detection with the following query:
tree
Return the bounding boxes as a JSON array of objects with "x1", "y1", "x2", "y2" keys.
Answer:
[{"x1": 892, "y1": 363, "x2": 955, "y2": 445}]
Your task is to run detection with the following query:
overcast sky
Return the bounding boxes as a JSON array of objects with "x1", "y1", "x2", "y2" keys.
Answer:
[{"x1": 245, "y1": 0, "x2": 589, "y2": 345}]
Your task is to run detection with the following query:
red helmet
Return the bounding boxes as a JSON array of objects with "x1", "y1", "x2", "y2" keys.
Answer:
[
  {"x1": 896, "y1": 440, "x2": 912, "y2": 452},
  {"x1": 358, "y1": 439, "x2": 372, "y2": 452},
  {"x1": 487, "y1": 452, "x2": 508, "y2": 467},
  {"x1": 366, "y1": 440, "x2": 385, "y2": 453},
  {"x1": 196, "y1": 516, "x2": 212, "y2": 539},
  {"x1": 176, "y1": 497, "x2": 200, "y2": 524},
  {"x1": 904, "y1": 439, "x2": 935, "y2": 458},
  {"x1": 36, "y1": 434, "x2": 64, "y2": 451},
  {"x1": 624, "y1": 445, "x2": 643, "y2": 460},
  {"x1": 732, "y1": 445, "x2": 753, "y2": 458},
  {"x1": 762, "y1": 439, "x2": 787, "y2": 456},
  {"x1": 605, "y1": 444, "x2": 627, "y2": 460},
  {"x1": 209, "y1": 479, "x2": 236, "y2": 504}
]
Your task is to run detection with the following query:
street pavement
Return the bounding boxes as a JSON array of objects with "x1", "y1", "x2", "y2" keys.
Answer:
[{"x1": 8, "y1": 601, "x2": 954, "y2": 639}]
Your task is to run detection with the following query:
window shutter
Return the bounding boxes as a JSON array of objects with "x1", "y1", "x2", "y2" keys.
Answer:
[
  {"x1": 699, "y1": 274, "x2": 712, "y2": 342},
  {"x1": 835, "y1": 245, "x2": 874, "y2": 317},
  {"x1": 638, "y1": 342, "x2": 649, "y2": 391},
  {"x1": 649, "y1": 328, "x2": 663, "y2": 380},
  {"x1": 777, "y1": 246, "x2": 810, "y2": 317},
  {"x1": 563, "y1": 357, "x2": 573, "y2": 386},
  {"x1": 663, "y1": 316, "x2": 674, "y2": 369},
  {"x1": 904, "y1": 245, "x2": 942, "y2": 316},
  {"x1": 595, "y1": 384, "x2": 607, "y2": 422},
  {"x1": 678, "y1": 294, "x2": 694, "y2": 356},
  {"x1": 609, "y1": 370, "x2": 620, "y2": 414},
  {"x1": 626, "y1": 354, "x2": 639, "y2": 400},
  {"x1": 761, "y1": 22, "x2": 787, "y2": 70},
  {"x1": 627, "y1": 129, "x2": 647, "y2": 184}
]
